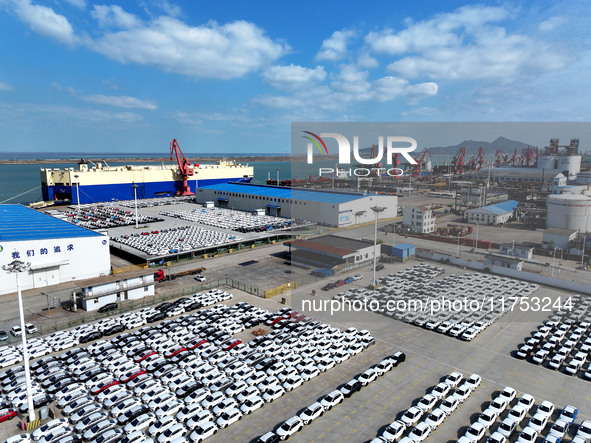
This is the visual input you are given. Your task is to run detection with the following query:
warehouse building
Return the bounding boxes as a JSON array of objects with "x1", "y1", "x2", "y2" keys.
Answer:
[
  {"x1": 196, "y1": 183, "x2": 398, "y2": 227},
  {"x1": 286, "y1": 235, "x2": 379, "y2": 268},
  {"x1": 542, "y1": 228, "x2": 578, "y2": 250},
  {"x1": 77, "y1": 271, "x2": 155, "y2": 312},
  {"x1": 0, "y1": 205, "x2": 110, "y2": 295},
  {"x1": 465, "y1": 200, "x2": 519, "y2": 225}
]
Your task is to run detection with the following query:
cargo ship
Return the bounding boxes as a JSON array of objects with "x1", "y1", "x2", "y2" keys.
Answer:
[{"x1": 40, "y1": 159, "x2": 254, "y2": 204}]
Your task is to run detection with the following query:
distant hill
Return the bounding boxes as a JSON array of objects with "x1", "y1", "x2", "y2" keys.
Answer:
[{"x1": 360, "y1": 136, "x2": 534, "y2": 161}]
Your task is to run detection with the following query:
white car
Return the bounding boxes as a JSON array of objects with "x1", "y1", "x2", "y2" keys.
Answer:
[
  {"x1": 147, "y1": 416, "x2": 177, "y2": 438},
  {"x1": 32, "y1": 418, "x2": 69, "y2": 441},
  {"x1": 276, "y1": 416, "x2": 304, "y2": 440},
  {"x1": 215, "y1": 407, "x2": 242, "y2": 428},
  {"x1": 462, "y1": 422, "x2": 486, "y2": 442},
  {"x1": 444, "y1": 371, "x2": 463, "y2": 388},
  {"x1": 282, "y1": 376, "x2": 304, "y2": 392},
  {"x1": 262, "y1": 385, "x2": 286, "y2": 403},
  {"x1": 430, "y1": 383, "x2": 451, "y2": 400},
  {"x1": 516, "y1": 426, "x2": 538, "y2": 443},
  {"x1": 124, "y1": 412, "x2": 157, "y2": 434},
  {"x1": 239, "y1": 395, "x2": 264, "y2": 415},
  {"x1": 401, "y1": 407, "x2": 424, "y2": 427},
  {"x1": 298, "y1": 402, "x2": 325, "y2": 425},
  {"x1": 156, "y1": 422, "x2": 186, "y2": 443},
  {"x1": 188, "y1": 421, "x2": 218, "y2": 443},
  {"x1": 464, "y1": 374, "x2": 482, "y2": 391},
  {"x1": 319, "y1": 390, "x2": 344, "y2": 410},
  {"x1": 440, "y1": 395, "x2": 460, "y2": 416},
  {"x1": 424, "y1": 408, "x2": 446, "y2": 430},
  {"x1": 527, "y1": 412, "x2": 549, "y2": 433},
  {"x1": 381, "y1": 420, "x2": 406, "y2": 441},
  {"x1": 408, "y1": 422, "x2": 431, "y2": 442}
]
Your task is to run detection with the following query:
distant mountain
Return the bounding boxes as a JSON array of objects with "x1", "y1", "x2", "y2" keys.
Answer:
[{"x1": 359, "y1": 136, "x2": 534, "y2": 161}]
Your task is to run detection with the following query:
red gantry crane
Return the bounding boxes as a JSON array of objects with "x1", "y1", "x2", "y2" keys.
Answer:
[
  {"x1": 170, "y1": 139, "x2": 195, "y2": 196},
  {"x1": 469, "y1": 147, "x2": 485, "y2": 170},
  {"x1": 412, "y1": 148, "x2": 431, "y2": 177},
  {"x1": 451, "y1": 146, "x2": 466, "y2": 174}
]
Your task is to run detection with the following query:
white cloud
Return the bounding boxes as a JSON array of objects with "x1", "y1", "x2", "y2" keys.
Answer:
[
  {"x1": 13, "y1": 0, "x2": 78, "y2": 45},
  {"x1": 81, "y1": 94, "x2": 157, "y2": 110},
  {"x1": 364, "y1": 5, "x2": 570, "y2": 82},
  {"x1": 90, "y1": 15, "x2": 288, "y2": 80},
  {"x1": 316, "y1": 29, "x2": 356, "y2": 61},
  {"x1": 91, "y1": 5, "x2": 141, "y2": 29},
  {"x1": 0, "y1": 81, "x2": 12, "y2": 91},
  {"x1": 538, "y1": 16, "x2": 567, "y2": 32},
  {"x1": 262, "y1": 64, "x2": 326, "y2": 90}
]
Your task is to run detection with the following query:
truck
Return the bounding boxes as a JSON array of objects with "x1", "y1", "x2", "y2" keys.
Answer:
[{"x1": 154, "y1": 266, "x2": 206, "y2": 283}]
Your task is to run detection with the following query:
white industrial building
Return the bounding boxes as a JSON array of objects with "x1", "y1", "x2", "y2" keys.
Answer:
[
  {"x1": 0, "y1": 205, "x2": 110, "y2": 295},
  {"x1": 465, "y1": 200, "x2": 519, "y2": 225},
  {"x1": 542, "y1": 228, "x2": 578, "y2": 250},
  {"x1": 499, "y1": 243, "x2": 534, "y2": 259},
  {"x1": 78, "y1": 272, "x2": 155, "y2": 312},
  {"x1": 403, "y1": 205, "x2": 435, "y2": 233},
  {"x1": 196, "y1": 183, "x2": 398, "y2": 227},
  {"x1": 546, "y1": 193, "x2": 591, "y2": 233}
]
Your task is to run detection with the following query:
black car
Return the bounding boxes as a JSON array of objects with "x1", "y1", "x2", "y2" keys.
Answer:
[
  {"x1": 376, "y1": 264, "x2": 385, "y2": 271},
  {"x1": 102, "y1": 324, "x2": 126, "y2": 336},
  {"x1": 146, "y1": 312, "x2": 166, "y2": 323},
  {"x1": 257, "y1": 431, "x2": 281, "y2": 443},
  {"x1": 79, "y1": 331, "x2": 103, "y2": 344},
  {"x1": 19, "y1": 395, "x2": 51, "y2": 413},
  {"x1": 321, "y1": 283, "x2": 335, "y2": 291},
  {"x1": 47, "y1": 377, "x2": 77, "y2": 395},
  {"x1": 339, "y1": 379, "x2": 362, "y2": 398},
  {"x1": 155, "y1": 302, "x2": 173, "y2": 313},
  {"x1": 390, "y1": 351, "x2": 406, "y2": 366},
  {"x1": 98, "y1": 303, "x2": 118, "y2": 314},
  {"x1": 175, "y1": 381, "x2": 203, "y2": 398}
]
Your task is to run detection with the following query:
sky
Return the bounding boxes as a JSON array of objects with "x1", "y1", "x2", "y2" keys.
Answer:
[{"x1": 0, "y1": 0, "x2": 589, "y2": 155}]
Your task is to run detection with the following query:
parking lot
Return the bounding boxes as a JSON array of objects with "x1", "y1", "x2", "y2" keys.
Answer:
[{"x1": 1, "y1": 259, "x2": 591, "y2": 443}]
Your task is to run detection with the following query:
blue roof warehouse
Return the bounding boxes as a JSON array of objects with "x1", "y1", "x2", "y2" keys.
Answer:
[
  {"x1": 196, "y1": 183, "x2": 398, "y2": 227},
  {"x1": 0, "y1": 205, "x2": 111, "y2": 296}
]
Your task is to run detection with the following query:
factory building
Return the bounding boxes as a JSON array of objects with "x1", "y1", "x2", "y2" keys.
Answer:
[
  {"x1": 77, "y1": 272, "x2": 155, "y2": 312},
  {"x1": 542, "y1": 228, "x2": 578, "y2": 250},
  {"x1": 196, "y1": 183, "x2": 398, "y2": 227},
  {"x1": 546, "y1": 193, "x2": 591, "y2": 233},
  {"x1": 287, "y1": 235, "x2": 379, "y2": 268},
  {"x1": 402, "y1": 205, "x2": 435, "y2": 233},
  {"x1": 0, "y1": 205, "x2": 110, "y2": 296},
  {"x1": 465, "y1": 200, "x2": 519, "y2": 225}
]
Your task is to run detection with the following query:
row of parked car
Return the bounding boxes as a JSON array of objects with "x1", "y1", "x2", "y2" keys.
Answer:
[
  {"x1": 333, "y1": 264, "x2": 539, "y2": 342},
  {"x1": 1, "y1": 293, "x2": 376, "y2": 443},
  {"x1": 369, "y1": 370, "x2": 482, "y2": 443},
  {"x1": 321, "y1": 274, "x2": 363, "y2": 291},
  {"x1": 0, "y1": 289, "x2": 233, "y2": 372},
  {"x1": 256, "y1": 351, "x2": 406, "y2": 442},
  {"x1": 455, "y1": 384, "x2": 589, "y2": 443},
  {"x1": 515, "y1": 295, "x2": 591, "y2": 380}
]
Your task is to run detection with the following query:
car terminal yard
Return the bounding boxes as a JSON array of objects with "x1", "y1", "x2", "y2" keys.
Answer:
[{"x1": 1, "y1": 196, "x2": 591, "y2": 443}]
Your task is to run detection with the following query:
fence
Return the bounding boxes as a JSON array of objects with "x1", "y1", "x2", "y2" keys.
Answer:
[
  {"x1": 265, "y1": 282, "x2": 297, "y2": 298},
  {"x1": 112, "y1": 263, "x2": 149, "y2": 275}
]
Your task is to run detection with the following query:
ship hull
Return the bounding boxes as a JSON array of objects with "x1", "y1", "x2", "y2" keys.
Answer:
[{"x1": 42, "y1": 177, "x2": 252, "y2": 204}]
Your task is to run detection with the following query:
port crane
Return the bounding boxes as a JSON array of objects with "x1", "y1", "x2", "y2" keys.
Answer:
[
  {"x1": 412, "y1": 148, "x2": 431, "y2": 177},
  {"x1": 170, "y1": 139, "x2": 195, "y2": 196},
  {"x1": 468, "y1": 147, "x2": 485, "y2": 171},
  {"x1": 451, "y1": 146, "x2": 466, "y2": 174}
]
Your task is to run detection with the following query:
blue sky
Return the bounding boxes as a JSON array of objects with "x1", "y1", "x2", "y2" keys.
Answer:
[{"x1": 0, "y1": 0, "x2": 589, "y2": 154}]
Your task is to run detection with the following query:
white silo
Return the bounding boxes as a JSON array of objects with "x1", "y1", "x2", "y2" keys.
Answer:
[{"x1": 547, "y1": 193, "x2": 591, "y2": 233}]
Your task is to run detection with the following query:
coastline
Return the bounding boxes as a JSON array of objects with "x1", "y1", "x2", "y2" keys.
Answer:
[{"x1": 0, "y1": 155, "x2": 323, "y2": 165}]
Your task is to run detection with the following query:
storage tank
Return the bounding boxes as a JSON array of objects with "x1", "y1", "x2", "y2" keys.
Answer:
[
  {"x1": 557, "y1": 156, "x2": 582, "y2": 178},
  {"x1": 546, "y1": 193, "x2": 591, "y2": 233},
  {"x1": 537, "y1": 156, "x2": 558, "y2": 170}
]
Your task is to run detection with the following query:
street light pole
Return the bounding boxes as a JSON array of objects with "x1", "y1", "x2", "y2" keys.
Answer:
[
  {"x1": 456, "y1": 233, "x2": 461, "y2": 256},
  {"x1": 73, "y1": 174, "x2": 80, "y2": 212},
  {"x1": 132, "y1": 183, "x2": 139, "y2": 230},
  {"x1": 551, "y1": 247, "x2": 557, "y2": 278},
  {"x1": 370, "y1": 206, "x2": 385, "y2": 287},
  {"x1": 2, "y1": 260, "x2": 35, "y2": 421}
]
